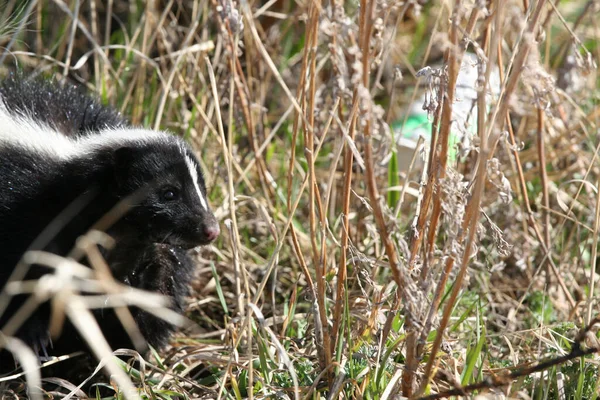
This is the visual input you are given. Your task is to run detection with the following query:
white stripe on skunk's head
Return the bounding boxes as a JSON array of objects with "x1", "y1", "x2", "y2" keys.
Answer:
[{"x1": 184, "y1": 155, "x2": 208, "y2": 211}]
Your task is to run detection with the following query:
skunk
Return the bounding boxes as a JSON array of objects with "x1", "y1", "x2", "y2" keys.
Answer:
[{"x1": 0, "y1": 75, "x2": 219, "y2": 374}]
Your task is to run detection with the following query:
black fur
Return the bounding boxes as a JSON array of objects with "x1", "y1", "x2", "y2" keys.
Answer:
[{"x1": 0, "y1": 75, "x2": 219, "y2": 377}]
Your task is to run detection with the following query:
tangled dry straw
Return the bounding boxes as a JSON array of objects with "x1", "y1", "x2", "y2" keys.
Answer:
[{"x1": 0, "y1": 0, "x2": 599, "y2": 398}]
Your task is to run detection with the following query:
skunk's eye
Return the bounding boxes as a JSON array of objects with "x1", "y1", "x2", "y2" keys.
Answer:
[{"x1": 162, "y1": 188, "x2": 178, "y2": 201}]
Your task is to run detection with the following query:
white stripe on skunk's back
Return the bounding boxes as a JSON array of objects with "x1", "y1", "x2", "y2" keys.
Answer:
[
  {"x1": 0, "y1": 99, "x2": 75, "y2": 159},
  {"x1": 76, "y1": 128, "x2": 171, "y2": 155},
  {"x1": 0, "y1": 96, "x2": 170, "y2": 160}
]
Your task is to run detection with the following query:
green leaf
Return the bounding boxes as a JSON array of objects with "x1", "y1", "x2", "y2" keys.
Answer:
[
  {"x1": 211, "y1": 262, "x2": 229, "y2": 315},
  {"x1": 461, "y1": 311, "x2": 486, "y2": 385},
  {"x1": 387, "y1": 149, "x2": 400, "y2": 209}
]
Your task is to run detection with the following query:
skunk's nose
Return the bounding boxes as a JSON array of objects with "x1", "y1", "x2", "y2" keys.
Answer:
[{"x1": 203, "y1": 223, "x2": 220, "y2": 242}]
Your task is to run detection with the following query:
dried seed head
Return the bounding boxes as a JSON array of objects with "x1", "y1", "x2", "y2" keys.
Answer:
[{"x1": 219, "y1": 0, "x2": 244, "y2": 34}]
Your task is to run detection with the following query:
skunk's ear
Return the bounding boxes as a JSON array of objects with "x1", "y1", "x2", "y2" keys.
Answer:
[
  {"x1": 110, "y1": 146, "x2": 153, "y2": 201},
  {"x1": 111, "y1": 145, "x2": 140, "y2": 189},
  {"x1": 114, "y1": 145, "x2": 138, "y2": 168}
]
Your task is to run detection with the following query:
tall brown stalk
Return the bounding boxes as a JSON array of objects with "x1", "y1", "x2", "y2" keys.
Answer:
[{"x1": 416, "y1": 0, "x2": 551, "y2": 394}]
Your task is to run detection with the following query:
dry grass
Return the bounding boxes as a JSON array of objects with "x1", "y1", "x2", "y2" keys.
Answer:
[{"x1": 1, "y1": 0, "x2": 600, "y2": 398}]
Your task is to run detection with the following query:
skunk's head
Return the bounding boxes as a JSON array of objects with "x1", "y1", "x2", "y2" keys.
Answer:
[{"x1": 99, "y1": 131, "x2": 219, "y2": 249}]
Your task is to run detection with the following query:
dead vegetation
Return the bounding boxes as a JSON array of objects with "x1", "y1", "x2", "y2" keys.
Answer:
[{"x1": 1, "y1": 0, "x2": 600, "y2": 398}]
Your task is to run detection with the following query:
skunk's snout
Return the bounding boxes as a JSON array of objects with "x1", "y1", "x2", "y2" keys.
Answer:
[
  {"x1": 193, "y1": 213, "x2": 219, "y2": 245},
  {"x1": 202, "y1": 222, "x2": 220, "y2": 242}
]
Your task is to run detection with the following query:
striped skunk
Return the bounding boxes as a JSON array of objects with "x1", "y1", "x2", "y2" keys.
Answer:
[{"x1": 0, "y1": 75, "x2": 219, "y2": 375}]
